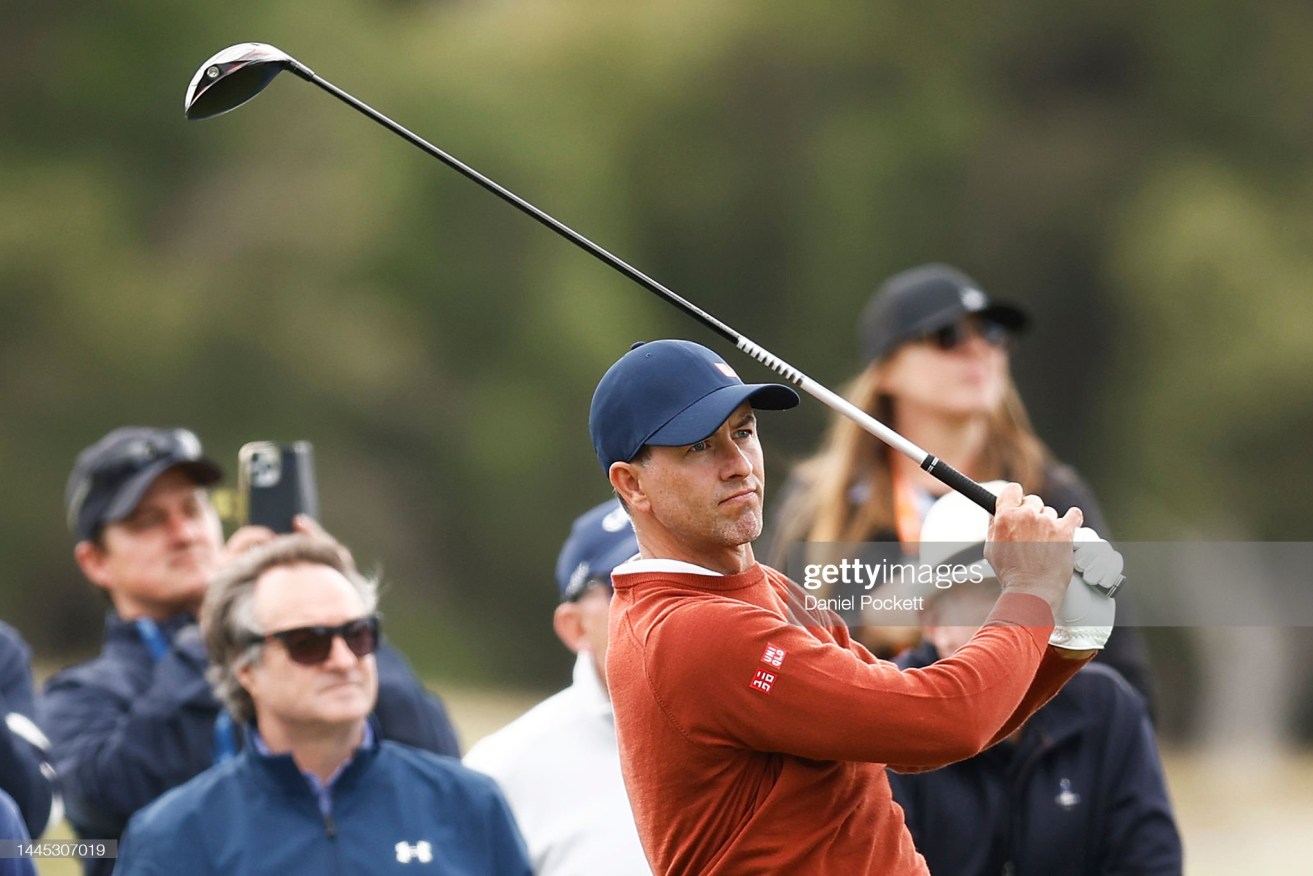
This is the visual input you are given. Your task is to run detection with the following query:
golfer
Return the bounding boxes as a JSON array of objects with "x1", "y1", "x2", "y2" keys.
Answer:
[{"x1": 588, "y1": 339, "x2": 1117, "y2": 875}]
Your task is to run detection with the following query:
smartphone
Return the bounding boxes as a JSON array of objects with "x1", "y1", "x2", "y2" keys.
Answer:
[{"x1": 238, "y1": 441, "x2": 319, "y2": 533}]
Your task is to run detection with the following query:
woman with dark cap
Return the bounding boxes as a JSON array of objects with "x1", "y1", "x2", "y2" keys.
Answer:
[{"x1": 769, "y1": 263, "x2": 1156, "y2": 707}]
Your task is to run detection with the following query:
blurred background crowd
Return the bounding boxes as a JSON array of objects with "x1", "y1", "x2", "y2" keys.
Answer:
[{"x1": 4, "y1": 0, "x2": 1313, "y2": 781}]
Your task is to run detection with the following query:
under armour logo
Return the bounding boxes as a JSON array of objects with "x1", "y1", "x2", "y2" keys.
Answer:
[
  {"x1": 960, "y1": 288, "x2": 987, "y2": 311},
  {"x1": 602, "y1": 505, "x2": 632, "y2": 532},
  {"x1": 395, "y1": 840, "x2": 434, "y2": 864}
]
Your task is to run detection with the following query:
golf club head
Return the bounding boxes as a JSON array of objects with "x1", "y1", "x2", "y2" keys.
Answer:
[{"x1": 185, "y1": 43, "x2": 297, "y2": 120}]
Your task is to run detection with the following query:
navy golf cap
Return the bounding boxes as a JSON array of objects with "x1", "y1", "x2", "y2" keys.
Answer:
[
  {"x1": 589, "y1": 340, "x2": 800, "y2": 472},
  {"x1": 859, "y1": 264, "x2": 1029, "y2": 363},
  {"x1": 66, "y1": 427, "x2": 223, "y2": 542},
  {"x1": 555, "y1": 498, "x2": 639, "y2": 601}
]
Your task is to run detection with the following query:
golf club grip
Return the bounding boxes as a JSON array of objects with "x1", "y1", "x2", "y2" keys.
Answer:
[{"x1": 918, "y1": 458, "x2": 998, "y2": 514}]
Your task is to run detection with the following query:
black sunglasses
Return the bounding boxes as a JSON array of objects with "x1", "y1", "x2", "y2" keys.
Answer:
[
  {"x1": 248, "y1": 614, "x2": 381, "y2": 666},
  {"x1": 920, "y1": 317, "x2": 1011, "y2": 351}
]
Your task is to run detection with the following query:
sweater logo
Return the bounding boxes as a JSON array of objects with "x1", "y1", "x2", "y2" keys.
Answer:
[
  {"x1": 396, "y1": 840, "x2": 434, "y2": 864},
  {"x1": 750, "y1": 643, "x2": 788, "y2": 693},
  {"x1": 1055, "y1": 778, "x2": 1081, "y2": 810}
]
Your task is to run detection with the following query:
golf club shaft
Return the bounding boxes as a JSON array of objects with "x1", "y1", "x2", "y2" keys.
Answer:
[{"x1": 293, "y1": 63, "x2": 999, "y2": 516}]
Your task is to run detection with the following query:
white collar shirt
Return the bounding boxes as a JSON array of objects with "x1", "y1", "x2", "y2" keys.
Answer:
[{"x1": 463, "y1": 653, "x2": 649, "y2": 875}]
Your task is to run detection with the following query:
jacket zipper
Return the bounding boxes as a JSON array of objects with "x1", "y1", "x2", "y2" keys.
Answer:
[
  {"x1": 1005, "y1": 727, "x2": 1055, "y2": 876},
  {"x1": 324, "y1": 811, "x2": 342, "y2": 876}
]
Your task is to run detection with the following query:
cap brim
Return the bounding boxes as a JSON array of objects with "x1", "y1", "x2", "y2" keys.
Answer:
[
  {"x1": 101, "y1": 458, "x2": 224, "y2": 526},
  {"x1": 980, "y1": 303, "x2": 1029, "y2": 332},
  {"x1": 646, "y1": 383, "x2": 799, "y2": 448}
]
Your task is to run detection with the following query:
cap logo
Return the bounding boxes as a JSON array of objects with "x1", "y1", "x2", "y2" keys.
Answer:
[
  {"x1": 176, "y1": 430, "x2": 202, "y2": 458},
  {"x1": 567, "y1": 562, "x2": 591, "y2": 595},
  {"x1": 714, "y1": 362, "x2": 739, "y2": 380},
  {"x1": 601, "y1": 505, "x2": 632, "y2": 532},
  {"x1": 961, "y1": 288, "x2": 986, "y2": 311}
]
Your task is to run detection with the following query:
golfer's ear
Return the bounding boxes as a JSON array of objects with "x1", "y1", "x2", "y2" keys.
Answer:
[
  {"x1": 553, "y1": 602, "x2": 588, "y2": 654},
  {"x1": 610, "y1": 462, "x2": 648, "y2": 513}
]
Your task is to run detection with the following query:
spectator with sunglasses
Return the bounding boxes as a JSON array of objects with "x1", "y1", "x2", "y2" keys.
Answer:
[
  {"x1": 767, "y1": 264, "x2": 1155, "y2": 707},
  {"x1": 464, "y1": 498, "x2": 648, "y2": 875},
  {"x1": 115, "y1": 535, "x2": 531, "y2": 875},
  {"x1": 40, "y1": 427, "x2": 461, "y2": 876}
]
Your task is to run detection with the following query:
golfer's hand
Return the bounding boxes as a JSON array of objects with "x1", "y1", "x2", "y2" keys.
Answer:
[{"x1": 984, "y1": 483, "x2": 1080, "y2": 618}]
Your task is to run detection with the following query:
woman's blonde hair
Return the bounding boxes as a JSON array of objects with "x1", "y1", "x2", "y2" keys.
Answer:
[{"x1": 772, "y1": 360, "x2": 1051, "y2": 550}]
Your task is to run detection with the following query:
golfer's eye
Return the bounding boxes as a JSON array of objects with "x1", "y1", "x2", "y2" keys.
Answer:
[{"x1": 688, "y1": 440, "x2": 710, "y2": 453}]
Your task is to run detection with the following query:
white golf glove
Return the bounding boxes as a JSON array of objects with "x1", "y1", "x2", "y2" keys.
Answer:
[
  {"x1": 1072, "y1": 526, "x2": 1124, "y2": 595},
  {"x1": 1049, "y1": 527, "x2": 1120, "y2": 650},
  {"x1": 1049, "y1": 576, "x2": 1115, "y2": 650}
]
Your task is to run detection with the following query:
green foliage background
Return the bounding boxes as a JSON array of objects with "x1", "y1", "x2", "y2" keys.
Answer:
[{"x1": 4, "y1": 2, "x2": 1311, "y2": 730}]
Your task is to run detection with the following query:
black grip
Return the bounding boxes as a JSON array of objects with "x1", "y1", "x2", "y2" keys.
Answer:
[{"x1": 919, "y1": 456, "x2": 998, "y2": 515}]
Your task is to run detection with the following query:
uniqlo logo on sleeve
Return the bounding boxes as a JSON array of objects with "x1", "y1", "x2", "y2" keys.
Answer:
[
  {"x1": 761, "y1": 643, "x2": 786, "y2": 668},
  {"x1": 749, "y1": 669, "x2": 776, "y2": 694}
]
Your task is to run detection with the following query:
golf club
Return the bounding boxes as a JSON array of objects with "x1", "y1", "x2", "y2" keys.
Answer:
[{"x1": 185, "y1": 42, "x2": 1121, "y2": 596}]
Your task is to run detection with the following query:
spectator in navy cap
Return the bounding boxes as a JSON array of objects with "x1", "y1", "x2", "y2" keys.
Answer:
[
  {"x1": 464, "y1": 498, "x2": 649, "y2": 876},
  {"x1": 40, "y1": 426, "x2": 462, "y2": 876}
]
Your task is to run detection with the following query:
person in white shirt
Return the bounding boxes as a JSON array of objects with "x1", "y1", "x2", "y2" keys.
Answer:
[{"x1": 464, "y1": 499, "x2": 648, "y2": 875}]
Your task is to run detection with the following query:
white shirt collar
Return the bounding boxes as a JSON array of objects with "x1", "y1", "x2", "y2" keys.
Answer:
[{"x1": 612, "y1": 557, "x2": 724, "y2": 577}]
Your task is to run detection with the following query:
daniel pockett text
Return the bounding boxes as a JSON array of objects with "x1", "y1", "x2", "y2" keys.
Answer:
[{"x1": 803, "y1": 592, "x2": 927, "y2": 613}]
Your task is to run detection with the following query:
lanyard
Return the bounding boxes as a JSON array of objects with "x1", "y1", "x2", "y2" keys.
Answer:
[
  {"x1": 892, "y1": 467, "x2": 924, "y2": 548},
  {"x1": 132, "y1": 618, "x2": 171, "y2": 662},
  {"x1": 134, "y1": 617, "x2": 238, "y2": 764}
]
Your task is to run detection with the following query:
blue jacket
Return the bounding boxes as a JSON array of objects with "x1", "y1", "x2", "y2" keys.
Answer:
[
  {"x1": 0, "y1": 621, "x2": 57, "y2": 839},
  {"x1": 39, "y1": 613, "x2": 460, "y2": 874},
  {"x1": 0, "y1": 788, "x2": 36, "y2": 876},
  {"x1": 114, "y1": 730, "x2": 532, "y2": 876},
  {"x1": 890, "y1": 643, "x2": 1182, "y2": 875}
]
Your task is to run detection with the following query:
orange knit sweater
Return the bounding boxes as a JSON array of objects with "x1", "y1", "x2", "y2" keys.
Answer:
[{"x1": 607, "y1": 561, "x2": 1087, "y2": 875}]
